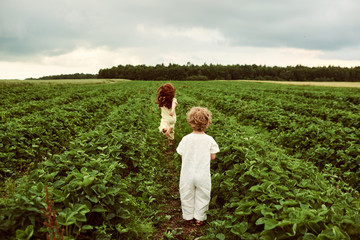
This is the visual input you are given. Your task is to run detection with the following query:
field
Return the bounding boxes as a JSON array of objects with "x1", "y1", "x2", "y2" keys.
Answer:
[
  {"x1": 0, "y1": 79, "x2": 129, "y2": 87},
  {"x1": 237, "y1": 80, "x2": 360, "y2": 88},
  {"x1": 0, "y1": 80, "x2": 359, "y2": 239}
]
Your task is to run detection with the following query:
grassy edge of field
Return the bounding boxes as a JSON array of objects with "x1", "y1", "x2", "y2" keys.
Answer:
[
  {"x1": 1, "y1": 79, "x2": 360, "y2": 88},
  {"x1": 0, "y1": 79, "x2": 130, "y2": 86},
  {"x1": 230, "y1": 80, "x2": 360, "y2": 88}
]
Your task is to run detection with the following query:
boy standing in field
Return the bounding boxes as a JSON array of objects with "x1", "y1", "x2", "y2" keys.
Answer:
[
  {"x1": 156, "y1": 83, "x2": 178, "y2": 145},
  {"x1": 176, "y1": 107, "x2": 220, "y2": 226}
]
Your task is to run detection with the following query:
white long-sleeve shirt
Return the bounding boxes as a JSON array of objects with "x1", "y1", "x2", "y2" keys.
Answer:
[{"x1": 177, "y1": 133, "x2": 219, "y2": 180}]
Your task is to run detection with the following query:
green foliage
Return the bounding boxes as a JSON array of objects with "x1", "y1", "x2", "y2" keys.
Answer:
[
  {"x1": 16, "y1": 225, "x2": 34, "y2": 240},
  {"x1": 1, "y1": 81, "x2": 359, "y2": 239},
  {"x1": 98, "y1": 63, "x2": 360, "y2": 81},
  {"x1": 0, "y1": 82, "x2": 165, "y2": 239},
  {"x1": 178, "y1": 82, "x2": 360, "y2": 239},
  {"x1": 36, "y1": 73, "x2": 97, "y2": 80},
  {"x1": 0, "y1": 84, "x2": 133, "y2": 181},
  {"x1": 186, "y1": 75, "x2": 209, "y2": 81},
  {"x1": 181, "y1": 81, "x2": 360, "y2": 191}
]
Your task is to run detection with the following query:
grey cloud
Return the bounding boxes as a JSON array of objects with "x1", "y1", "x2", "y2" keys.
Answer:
[
  {"x1": 150, "y1": 0, "x2": 360, "y2": 50},
  {"x1": 0, "y1": 0, "x2": 359, "y2": 61}
]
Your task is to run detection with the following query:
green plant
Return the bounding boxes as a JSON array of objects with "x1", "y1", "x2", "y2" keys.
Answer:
[{"x1": 1, "y1": 81, "x2": 360, "y2": 239}]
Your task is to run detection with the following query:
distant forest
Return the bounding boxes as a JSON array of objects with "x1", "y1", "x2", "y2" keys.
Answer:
[
  {"x1": 33, "y1": 63, "x2": 360, "y2": 81},
  {"x1": 34, "y1": 73, "x2": 97, "y2": 80}
]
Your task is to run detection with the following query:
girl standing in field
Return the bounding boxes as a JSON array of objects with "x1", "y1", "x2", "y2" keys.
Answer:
[
  {"x1": 176, "y1": 107, "x2": 220, "y2": 226},
  {"x1": 156, "y1": 83, "x2": 178, "y2": 145}
]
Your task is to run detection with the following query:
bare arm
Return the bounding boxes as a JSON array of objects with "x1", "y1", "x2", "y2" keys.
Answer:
[
  {"x1": 169, "y1": 99, "x2": 178, "y2": 116},
  {"x1": 211, "y1": 153, "x2": 216, "y2": 160}
]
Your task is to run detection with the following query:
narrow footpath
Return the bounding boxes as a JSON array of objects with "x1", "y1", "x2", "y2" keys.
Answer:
[{"x1": 154, "y1": 146, "x2": 206, "y2": 239}]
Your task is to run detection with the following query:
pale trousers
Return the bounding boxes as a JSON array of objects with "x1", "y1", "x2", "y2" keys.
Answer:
[{"x1": 180, "y1": 176, "x2": 211, "y2": 221}]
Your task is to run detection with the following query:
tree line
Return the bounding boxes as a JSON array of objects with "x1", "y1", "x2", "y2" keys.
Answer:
[
  {"x1": 98, "y1": 63, "x2": 360, "y2": 81},
  {"x1": 32, "y1": 63, "x2": 360, "y2": 81},
  {"x1": 28, "y1": 73, "x2": 97, "y2": 80}
]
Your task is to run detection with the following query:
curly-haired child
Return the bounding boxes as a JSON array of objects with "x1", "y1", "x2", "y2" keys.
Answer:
[
  {"x1": 156, "y1": 83, "x2": 178, "y2": 145},
  {"x1": 176, "y1": 107, "x2": 220, "y2": 226}
]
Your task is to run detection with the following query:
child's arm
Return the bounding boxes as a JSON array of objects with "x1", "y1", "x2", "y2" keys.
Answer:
[
  {"x1": 169, "y1": 98, "x2": 178, "y2": 116},
  {"x1": 211, "y1": 153, "x2": 216, "y2": 160}
]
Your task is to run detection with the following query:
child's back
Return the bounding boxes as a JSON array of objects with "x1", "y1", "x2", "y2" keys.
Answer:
[
  {"x1": 177, "y1": 133, "x2": 217, "y2": 177},
  {"x1": 176, "y1": 107, "x2": 219, "y2": 226}
]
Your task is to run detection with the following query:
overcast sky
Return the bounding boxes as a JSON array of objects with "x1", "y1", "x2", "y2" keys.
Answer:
[{"x1": 1, "y1": 0, "x2": 359, "y2": 79}]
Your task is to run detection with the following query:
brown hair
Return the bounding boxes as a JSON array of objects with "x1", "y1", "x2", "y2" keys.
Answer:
[
  {"x1": 156, "y1": 83, "x2": 176, "y2": 109},
  {"x1": 186, "y1": 107, "x2": 212, "y2": 131}
]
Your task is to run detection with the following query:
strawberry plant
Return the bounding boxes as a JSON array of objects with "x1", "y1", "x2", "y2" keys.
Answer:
[
  {"x1": 180, "y1": 81, "x2": 360, "y2": 192},
  {"x1": 1, "y1": 80, "x2": 359, "y2": 239}
]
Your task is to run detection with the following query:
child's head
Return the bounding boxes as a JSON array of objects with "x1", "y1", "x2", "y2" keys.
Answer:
[
  {"x1": 156, "y1": 83, "x2": 175, "y2": 109},
  {"x1": 186, "y1": 107, "x2": 212, "y2": 132}
]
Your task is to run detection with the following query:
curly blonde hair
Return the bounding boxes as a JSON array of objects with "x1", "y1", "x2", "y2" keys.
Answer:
[{"x1": 186, "y1": 107, "x2": 212, "y2": 131}]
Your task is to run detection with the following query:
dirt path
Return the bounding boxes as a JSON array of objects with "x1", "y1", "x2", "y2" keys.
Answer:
[{"x1": 154, "y1": 146, "x2": 206, "y2": 239}]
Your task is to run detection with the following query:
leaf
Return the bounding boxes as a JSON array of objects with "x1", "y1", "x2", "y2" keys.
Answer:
[
  {"x1": 274, "y1": 205, "x2": 282, "y2": 210},
  {"x1": 92, "y1": 204, "x2": 107, "y2": 212},
  {"x1": 52, "y1": 189, "x2": 70, "y2": 202},
  {"x1": 264, "y1": 219, "x2": 279, "y2": 230},
  {"x1": 58, "y1": 208, "x2": 77, "y2": 226},
  {"x1": 234, "y1": 203, "x2": 253, "y2": 217},
  {"x1": 106, "y1": 213, "x2": 116, "y2": 220},
  {"x1": 302, "y1": 233, "x2": 317, "y2": 240},
  {"x1": 116, "y1": 224, "x2": 129, "y2": 234},
  {"x1": 43, "y1": 171, "x2": 59, "y2": 181},
  {"x1": 82, "y1": 175, "x2": 95, "y2": 187},
  {"x1": 216, "y1": 233, "x2": 225, "y2": 240},
  {"x1": 231, "y1": 222, "x2": 248, "y2": 236},
  {"x1": 249, "y1": 185, "x2": 262, "y2": 192},
  {"x1": 16, "y1": 225, "x2": 34, "y2": 240},
  {"x1": 86, "y1": 195, "x2": 99, "y2": 203},
  {"x1": 354, "y1": 214, "x2": 360, "y2": 225},
  {"x1": 73, "y1": 203, "x2": 90, "y2": 215},
  {"x1": 73, "y1": 172, "x2": 84, "y2": 180},
  {"x1": 81, "y1": 225, "x2": 93, "y2": 231},
  {"x1": 117, "y1": 208, "x2": 131, "y2": 219},
  {"x1": 36, "y1": 182, "x2": 44, "y2": 192},
  {"x1": 281, "y1": 199, "x2": 298, "y2": 206},
  {"x1": 256, "y1": 217, "x2": 265, "y2": 225},
  {"x1": 57, "y1": 204, "x2": 89, "y2": 226},
  {"x1": 74, "y1": 213, "x2": 87, "y2": 222},
  {"x1": 306, "y1": 221, "x2": 321, "y2": 233}
]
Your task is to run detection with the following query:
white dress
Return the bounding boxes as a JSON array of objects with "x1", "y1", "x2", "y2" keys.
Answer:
[
  {"x1": 176, "y1": 133, "x2": 220, "y2": 221},
  {"x1": 158, "y1": 98, "x2": 177, "y2": 140}
]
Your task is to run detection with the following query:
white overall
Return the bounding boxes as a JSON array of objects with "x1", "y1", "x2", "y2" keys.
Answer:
[{"x1": 176, "y1": 133, "x2": 219, "y2": 221}]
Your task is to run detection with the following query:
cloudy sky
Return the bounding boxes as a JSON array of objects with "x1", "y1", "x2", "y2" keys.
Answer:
[{"x1": 1, "y1": 0, "x2": 359, "y2": 79}]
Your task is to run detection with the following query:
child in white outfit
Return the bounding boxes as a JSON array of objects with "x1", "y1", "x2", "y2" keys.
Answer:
[
  {"x1": 176, "y1": 107, "x2": 220, "y2": 226},
  {"x1": 156, "y1": 83, "x2": 178, "y2": 145}
]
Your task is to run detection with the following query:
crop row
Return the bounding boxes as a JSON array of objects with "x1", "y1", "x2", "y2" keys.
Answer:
[
  {"x1": 174, "y1": 88, "x2": 360, "y2": 239},
  {"x1": 1, "y1": 81, "x2": 359, "y2": 239},
  {"x1": 180, "y1": 82, "x2": 359, "y2": 129},
  {"x1": 178, "y1": 81, "x2": 360, "y2": 191},
  {"x1": 0, "y1": 84, "x2": 140, "y2": 181},
  {"x1": 207, "y1": 115, "x2": 360, "y2": 239},
  {"x1": 0, "y1": 83, "x2": 168, "y2": 239},
  {"x1": 1, "y1": 89, "x2": 98, "y2": 122}
]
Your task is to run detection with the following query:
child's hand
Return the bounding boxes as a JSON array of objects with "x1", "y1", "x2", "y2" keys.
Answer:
[{"x1": 169, "y1": 111, "x2": 174, "y2": 116}]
